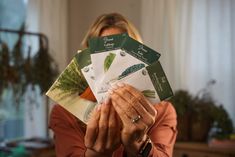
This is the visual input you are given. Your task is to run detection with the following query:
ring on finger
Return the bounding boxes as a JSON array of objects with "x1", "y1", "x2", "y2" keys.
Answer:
[{"x1": 132, "y1": 115, "x2": 141, "y2": 123}]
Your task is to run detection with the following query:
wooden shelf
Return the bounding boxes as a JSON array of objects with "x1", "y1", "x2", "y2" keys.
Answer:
[{"x1": 173, "y1": 142, "x2": 235, "y2": 157}]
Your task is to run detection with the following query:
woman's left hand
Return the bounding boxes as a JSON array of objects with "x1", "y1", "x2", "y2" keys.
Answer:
[
  {"x1": 109, "y1": 83, "x2": 157, "y2": 156},
  {"x1": 85, "y1": 98, "x2": 121, "y2": 157}
]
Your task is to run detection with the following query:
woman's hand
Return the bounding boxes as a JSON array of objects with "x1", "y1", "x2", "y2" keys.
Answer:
[
  {"x1": 110, "y1": 83, "x2": 157, "y2": 157},
  {"x1": 84, "y1": 98, "x2": 121, "y2": 157}
]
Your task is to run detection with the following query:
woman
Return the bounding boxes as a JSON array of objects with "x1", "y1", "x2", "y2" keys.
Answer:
[{"x1": 49, "y1": 13, "x2": 177, "y2": 157}]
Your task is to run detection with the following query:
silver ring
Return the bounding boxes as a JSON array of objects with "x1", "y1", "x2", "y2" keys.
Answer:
[{"x1": 132, "y1": 115, "x2": 141, "y2": 123}]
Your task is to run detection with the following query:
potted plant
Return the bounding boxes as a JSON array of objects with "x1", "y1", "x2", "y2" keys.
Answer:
[
  {"x1": 190, "y1": 97, "x2": 214, "y2": 141},
  {"x1": 169, "y1": 90, "x2": 193, "y2": 141},
  {"x1": 169, "y1": 89, "x2": 234, "y2": 142}
]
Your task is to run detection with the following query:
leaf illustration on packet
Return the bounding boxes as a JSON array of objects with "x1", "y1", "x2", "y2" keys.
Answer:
[
  {"x1": 50, "y1": 57, "x2": 88, "y2": 100},
  {"x1": 141, "y1": 90, "x2": 156, "y2": 98},
  {"x1": 107, "y1": 63, "x2": 145, "y2": 84},
  {"x1": 118, "y1": 63, "x2": 145, "y2": 79},
  {"x1": 104, "y1": 53, "x2": 116, "y2": 72}
]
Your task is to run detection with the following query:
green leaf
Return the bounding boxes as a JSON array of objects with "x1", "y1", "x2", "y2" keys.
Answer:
[
  {"x1": 51, "y1": 58, "x2": 88, "y2": 97},
  {"x1": 104, "y1": 53, "x2": 116, "y2": 72},
  {"x1": 142, "y1": 90, "x2": 156, "y2": 98},
  {"x1": 118, "y1": 63, "x2": 145, "y2": 79}
]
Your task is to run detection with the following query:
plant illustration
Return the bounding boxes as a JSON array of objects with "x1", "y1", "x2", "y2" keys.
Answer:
[
  {"x1": 104, "y1": 53, "x2": 116, "y2": 72},
  {"x1": 107, "y1": 63, "x2": 145, "y2": 84},
  {"x1": 51, "y1": 58, "x2": 88, "y2": 99},
  {"x1": 142, "y1": 90, "x2": 156, "y2": 98},
  {"x1": 118, "y1": 63, "x2": 145, "y2": 80}
]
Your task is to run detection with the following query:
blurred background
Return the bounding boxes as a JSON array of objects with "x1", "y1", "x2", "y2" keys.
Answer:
[{"x1": 0, "y1": 0, "x2": 234, "y2": 156}]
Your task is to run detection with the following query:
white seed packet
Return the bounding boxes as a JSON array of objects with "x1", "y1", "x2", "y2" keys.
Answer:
[
  {"x1": 46, "y1": 49, "x2": 97, "y2": 124},
  {"x1": 89, "y1": 33, "x2": 128, "y2": 91},
  {"x1": 78, "y1": 49, "x2": 102, "y2": 100},
  {"x1": 110, "y1": 61, "x2": 174, "y2": 104}
]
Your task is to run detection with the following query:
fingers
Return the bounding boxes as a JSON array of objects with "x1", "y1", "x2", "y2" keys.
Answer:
[
  {"x1": 85, "y1": 105, "x2": 101, "y2": 148},
  {"x1": 114, "y1": 88, "x2": 154, "y2": 125},
  {"x1": 111, "y1": 91, "x2": 148, "y2": 137},
  {"x1": 106, "y1": 105, "x2": 120, "y2": 149},
  {"x1": 111, "y1": 84, "x2": 156, "y2": 123},
  {"x1": 111, "y1": 93, "x2": 136, "y2": 124},
  {"x1": 94, "y1": 98, "x2": 111, "y2": 151},
  {"x1": 124, "y1": 84, "x2": 156, "y2": 117},
  {"x1": 85, "y1": 98, "x2": 121, "y2": 154}
]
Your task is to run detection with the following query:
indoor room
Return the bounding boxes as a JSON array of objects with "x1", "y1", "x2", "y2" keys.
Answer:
[{"x1": 0, "y1": 0, "x2": 234, "y2": 157}]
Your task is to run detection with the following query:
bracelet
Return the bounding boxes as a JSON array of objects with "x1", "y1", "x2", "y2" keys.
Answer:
[{"x1": 138, "y1": 137, "x2": 152, "y2": 157}]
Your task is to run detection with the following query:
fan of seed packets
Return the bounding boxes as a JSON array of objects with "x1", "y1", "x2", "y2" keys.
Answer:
[{"x1": 46, "y1": 33, "x2": 173, "y2": 124}]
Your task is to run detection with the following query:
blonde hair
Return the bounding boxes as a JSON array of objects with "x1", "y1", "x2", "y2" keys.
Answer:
[{"x1": 81, "y1": 13, "x2": 142, "y2": 48}]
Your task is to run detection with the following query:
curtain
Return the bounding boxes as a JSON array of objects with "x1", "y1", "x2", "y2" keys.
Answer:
[
  {"x1": 25, "y1": 0, "x2": 68, "y2": 138},
  {"x1": 141, "y1": 0, "x2": 235, "y2": 125},
  {"x1": 26, "y1": 0, "x2": 68, "y2": 71}
]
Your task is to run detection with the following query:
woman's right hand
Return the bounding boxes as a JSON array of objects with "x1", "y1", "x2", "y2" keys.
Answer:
[
  {"x1": 84, "y1": 98, "x2": 121, "y2": 157},
  {"x1": 110, "y1": 84, "x2": 157, "y2": 156}
]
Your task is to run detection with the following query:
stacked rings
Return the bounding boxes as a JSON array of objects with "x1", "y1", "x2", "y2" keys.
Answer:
[{"x1": 132, "y1": 115, "x2": 141, "y2": 123}]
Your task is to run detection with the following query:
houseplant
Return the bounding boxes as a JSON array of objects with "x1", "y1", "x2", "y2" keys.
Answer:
[
  {"x1": 169, "y1": 89, "x2": 233, "y2": 142},
  {"x1": 169, "y1": 90, "x2": 193, "y2": 141}
]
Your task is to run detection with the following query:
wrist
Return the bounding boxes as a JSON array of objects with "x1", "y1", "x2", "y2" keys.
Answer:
[
  {"x1": 138, "y1": 137, "x2": 152, "y2": 157},
  {"x1": 124, "y1": 135, "x2": 152, "y2": 157},
  {"x1": 123, "y1": 135, "x2": 148, "y2": 157}
]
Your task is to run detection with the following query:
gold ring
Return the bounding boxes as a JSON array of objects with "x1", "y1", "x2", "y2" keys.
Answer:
[{"x1": 132, "y1": 115, "x2": 141, "y2": 123}]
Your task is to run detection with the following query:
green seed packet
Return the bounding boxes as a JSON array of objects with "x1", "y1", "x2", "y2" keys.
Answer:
[
  {"x1": 79, "y1": 49, "x2": 104, "y2": 101},
  {"x1": 77, "y1": 48, "x2": 97, "y2": 98},
  {"x1": 46, "y1": 49, "x2": 97, "y2": 124},
  {"x1": 110, "y1": 61, "x2": 174, "y2": 103}
]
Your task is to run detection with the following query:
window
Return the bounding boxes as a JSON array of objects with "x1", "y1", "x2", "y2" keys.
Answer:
[{"x1": 0, "y1": 0, "x2": 27, "y2": 141}]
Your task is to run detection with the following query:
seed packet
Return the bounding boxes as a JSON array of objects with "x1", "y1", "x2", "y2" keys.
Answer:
[
  {"x1": 46, "y1": 34, "x2": 173, "y2": 124},
  {"x1": 90, "y1": 34, "x2": 161, "y2": 102},
  {"x1": 110, "y1": 61, "x2": 173, "y2": 104},
  {"x1": 78, "y1": 49, "x2": 102, "y2": 100},
  {"x1": 89, "y1": 33, "x2": 129, "y2": 86},
  {"x1": 46, "y1": 49, "x2": 97, "y2": 124}
]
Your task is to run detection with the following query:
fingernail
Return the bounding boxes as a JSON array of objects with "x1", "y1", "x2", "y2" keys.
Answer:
[
  {"x1": 111, "y1": 84, "x2": 118, "y2": 90},
  {"x1": 108, "y1": 89, "x2": 114, "y2": 95},
  {"x1": 117, "y1": 82, "x2": 125, "y2": 87},
  {"x1": 104, "y1": 97, "x2": 110, "y2": 104},
  {"x1": 96, "y1": 105, "x2": 101, "y2": 111},
  {"x1": 98, "y1": 98, "x2": 104, "y2": 104}
]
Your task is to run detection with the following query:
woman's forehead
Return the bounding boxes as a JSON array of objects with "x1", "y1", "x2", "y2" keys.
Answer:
[{"x1": 100, "y1": 27, "x2": 126, "y2": 37}]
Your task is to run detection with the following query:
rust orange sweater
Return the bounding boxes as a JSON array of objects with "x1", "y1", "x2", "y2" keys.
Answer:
[{"x1": 49, "y1": 87, "x2": 177, "y2": 157}]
